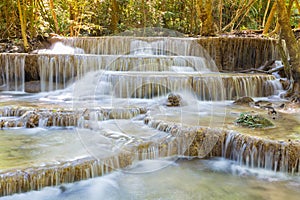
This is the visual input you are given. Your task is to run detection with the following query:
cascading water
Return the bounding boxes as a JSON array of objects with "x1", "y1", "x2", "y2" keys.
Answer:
[
  {"x1": 34, "y1": 38, "x2": 277, "y2": 101},
  {"x1": 0, "y1": 54, "x2": 25, "y2": 92},
  {"x1": 0, "y1": 32, "x2": 298, "y2": 198}
]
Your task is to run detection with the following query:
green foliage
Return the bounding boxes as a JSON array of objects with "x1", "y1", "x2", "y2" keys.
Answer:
[
  {"x1": 235, "y1": 112, "x2": 274, "y2": 128},
  {"x1": 0, "y1": 0, "x2": 299, "y2": 39}
]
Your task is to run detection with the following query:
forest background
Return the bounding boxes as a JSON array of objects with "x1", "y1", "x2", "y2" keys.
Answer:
[
  {"x1": 0, "y1": 0, "x2": 299, "y2": 52},
  {"x1": 1, "y1": 0, "x2": 300, "y2": 97}
]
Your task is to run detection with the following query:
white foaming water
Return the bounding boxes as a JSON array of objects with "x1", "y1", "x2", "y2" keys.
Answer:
[
  {"x1": 130, "y1": 40, "x2": 165, "y2": 55},
  {"x1": 170, "y1": 66, "x2": 195, "y2": 72},
  {"x1": 0, "y1": 54, "x2": 25, "y2": 92},
  {"x1": 273, "y1": 60, "x2": 284, "y2": 78},
  {"x1": 266, "y1": 79, "x2": 285, "y2": 97},
  {"x1": 204, "y1": 157, "x2": 292, "y2": 181},
  {"x1": 37, "y1": 42, "x2": 85, "y2": 54}
]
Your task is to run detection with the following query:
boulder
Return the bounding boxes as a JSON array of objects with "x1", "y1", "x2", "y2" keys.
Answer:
[
  {"x1": 233, "y1": 96, "x2": 254, "y2": 105},
  {"x1": 166, "y1": 93, "x2": 182, "y2": 107},
  {"x1": 25, "y1": 81, "x2": 41, "y2": 93}
]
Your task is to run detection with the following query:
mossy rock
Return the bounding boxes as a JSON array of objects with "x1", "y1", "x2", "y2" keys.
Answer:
[
  {"x1": 233, "y1": 97, "x2": 254, "y2": 105},
  {"x1": 235, "y1": 112, "x2": 274, "y2": 128}
]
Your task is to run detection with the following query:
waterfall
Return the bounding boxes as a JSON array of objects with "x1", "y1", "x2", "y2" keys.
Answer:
[
  {"x1": 0, "y1": 53, "x2": 25, "y2": 92},
  {"x1": 0, "y1": 37, "x2": 280, "y2": 98},
  {"x1": 144, "y1": 118, "x2": 300, "y2": 174},
  {"x1": 0, "y1": 155, "x2": 131, "y2": 196},
  {"x1": 264, "y1": 79, "x2": 285, "y2": 96},
  {"x1": 37, "y1": 54, "x2": 212, "y2": 92},
  {"x1": 61, "y1": 37, "x2": 208, "y2": 57},
  {"x1": 220, "y1": 132, "x2": 299, "y2": 174},
  {"x1": 0, "y1": 36, "x2": 292, "y2": 198},
  {"x1": 0, "y1": 107, "x2": 146, "y2": 128},
  {"x1": 60, "y1": 36, "x2": 280, "y2": 70}
]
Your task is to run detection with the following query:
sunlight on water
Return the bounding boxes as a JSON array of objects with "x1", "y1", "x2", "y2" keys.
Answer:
[{"x1": 37, "y1": 42, "x2": 85, "y2": 54}]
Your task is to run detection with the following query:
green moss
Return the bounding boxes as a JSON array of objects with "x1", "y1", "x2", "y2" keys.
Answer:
[{"x1": 235, "y1": 112, "x2": 274, "y2": 128}]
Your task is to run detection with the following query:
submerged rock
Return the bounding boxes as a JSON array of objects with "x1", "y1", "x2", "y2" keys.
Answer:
[
  {"x1": 233, "y1": 96, "x2": 254, "y2": 105},
  {"x1": 254, "y1": 100, "x2": 273, "y2": 107},
  {"x1": 25, "y1": 81, "x2": 41, "y2": 93}
]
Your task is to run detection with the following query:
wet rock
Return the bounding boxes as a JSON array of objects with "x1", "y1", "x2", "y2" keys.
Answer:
[
  {"x1": 25, "y1": 81, "x2": 41, "y2": 93},
  {"x1": 279, "y1": 79, "x2": 290, "y2": 90},
  {"x1": 25, "y1": 56, "x2": 40, "y2": 81},
  {"x1": 0, "y1": 39, "x2": 24, "y2": 53},
  {"x1": 166, "y1": 93, "x2": 182, "y2": 107},
  {"x1": 26, "y1": 112, "x2": 40, "y2": 128},
  {"x1": 59, "y1": 185, "x2": 67, "y2": 193},
  {"x1": 0, "y1": 43, "x2": 6, "y2": 52},
  {"x1": 233, "y1": 96, "x2": 254, "y2": 105},
  {"x1": 0, "y1": 120, "x2": 4, "y2": 129},
  {"x1": 254, "y1": 100, "x2": 273, "y2": 108},
  {"x1": 7, "y1": 121, "x2": 16, "y2": 128},
  {"x1": 16, "y1": 121, "x2": 24, "y2": 127},
  {"x1": 47, "y1": 33, "x2": 65, "y2": 45}
]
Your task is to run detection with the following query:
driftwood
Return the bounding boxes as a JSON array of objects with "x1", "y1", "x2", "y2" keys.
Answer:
[
  {"x1": 220, "y1": 59, "x2": 285, "y2": 74},
  {"x1": 220, "y1": 66, "x2": 284, "y2": 74}
]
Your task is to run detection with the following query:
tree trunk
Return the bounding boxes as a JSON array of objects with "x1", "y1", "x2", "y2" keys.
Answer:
[
  {"x1": 28, "y1": 0, "x2": 36, "y2": 37},
  {"x1": 69, "y1": 4, "x2": 75, "y2": 36},
  {"x1": 111, "y1": 0, "x2": 119, "y2": 33},
  {"x1": 49, "y1": 0, "x2": 60, "y2": 33},
  {"x1": 196, "y1": 0, "x2": 215, "y2": 36},
  {"x1": 262, "y1": 1, "x2": 276, "y2": 35},
  {"x1": 262, "y1": 0, "x2": 271, "y2": 27},
  {"x1": 218, "y1": 0, "x2": 223, "y2": 32},
  {"x1": 17, "y1": 0, "x2": 29, "y2": 52},
  {"x1": 294, "y1": 0, "x2": 300, "y2": 28},
  {"x1": 276, "y1": 0, "x2": 300, "y2": 98},
  {"x1": 222, "y1": 0, "x2": 256, "y2": 32}
]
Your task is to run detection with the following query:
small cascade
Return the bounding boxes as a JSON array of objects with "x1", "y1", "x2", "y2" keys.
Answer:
[
  {"x1": 99, "y1": 71, "x2": 192, "y2": 98},
  {"x1": 0, "y1": 37, "x2": 281, "y2": 97},
  {"x1": 37, "y1": 54, "x2": 211, "y2": 92},
  {"x1": 0, "y1": 107, "x2": 146, "y2": 128},
  {"x1": 61, "y1": 37, "x2": 212, "y2": 58},
  {"x1": 0, "y1": 154, "x2": 133, "y2": 197},
  {"x1": 144, "y1": 118, "x2": 300, "y2": 174},
  {"x1": 0, "y1": 106, "x2": 29, "y2": 117},
  {"x1": 130, "y1": 39, "x2": 165, "y2": 55},
  {"x1": 38, "y1": 55, "x2": 75, "y2": 91},
  {"x1": 0, "y1": 36, "x2": 291, "y2": 198},
  {"x1": 77, "y1": 107, "x2": 147, "y2": 128},
  {"x1": 71, "y1": 72, "x2": 276, "y2": 100},
  {"x1": 143, "y1": 117, "x2": 200, "y2": 158},
  {"x1": 0, "y1": 54, "x2": 25, "y2": 92},
  {"x1": 37, "y1": 42, "x2": 85, "y2": 54},
  {"x1": 0, "y1": 113, "x2": 299, "y2": 196},
  {"x1": 264, "y1": 79, "x2": 285, "y2": 96},
  {"x1": 222, "y1": 74, "x2": 276, "y2": 99},
  {"x1": 60, "y1": 36, "x2": 280, "y2": 70},
  {"x1": 221, "y1": 131, "x2": 300, "y2": 174},
  {"x1": 97, "y1": 72, "x2": 274, "y2": 99},
  {"x1": 192, "y1": 75, "x2": 225, "y2": 101}
]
